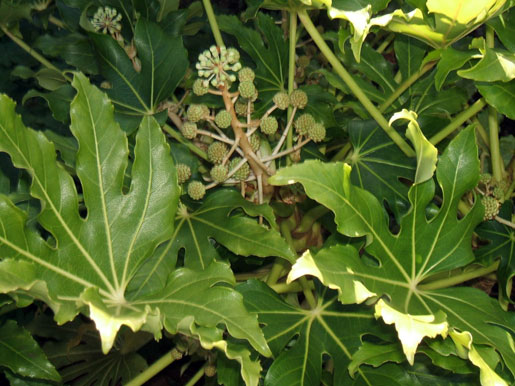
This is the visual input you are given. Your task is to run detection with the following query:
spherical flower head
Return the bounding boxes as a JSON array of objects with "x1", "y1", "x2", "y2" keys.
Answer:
[
  {"x1": 235, "y1": 100, "x2": 254, "y2": 116},
  {"x1": 91, "y1": 6, "x2": 122, "y2": 35},
  {"x1": 230, "y1": 157, "x2": 250, "y2": 181},
  {"x1": 250, "y1": 133, "x2": 261, "y2": 152},
  {"x1": 187, "y1": 104, "x2": 208, "y2": 122},
  {"x1": 196, "y1": 46, "x2": 241, "y2": 88},
  {"x1": 181, "y1": 121, "x2": 197, "y2": 139},
  {"x1": 238, "y1": 67, "x2": 255, "y2": 83},
  {"x1": 308, "y1": 122, "x2": 326, "y2": 143},
  {"x1": 290, "y1": 89, "x2": 308, "y2": 109},
  {"x1": 207, "y1": 141, "x2": 228, "y2": 164},
  {"x1": 492, "y1": 186, "x2": 506, "y2": 202},
  {"x1": 481, "y1": 196, "x2": 500, "y2": 220},
  {"x1": 187, "y1": 181, "x2": 206, "y2": 200},
  {"x1": 176, "y1": 163, "x2": 191, "y2": 184},
  {"x1": 238, "y1": 81, "x2": 256, "y2": 99},
  {"x1": 226, "y1": 48, "x2": 240, "y2": 63},
  {"x1": 479, "y1": 173, "x2": 492, "y2": 185},
  {"x1": 273, "y1": 92, "x2": 290, "y2": 110},
  {"x1": 294, "y1": 113, "x2": 315, "y2": 135},
  {"x1": 193, "y1": 79, "x2": 209, "y2": 96},
  {"x1": 260, "y1": 116, "x2": 278, "y2": 135},
  {"x1": 215, "y1": 110, "x2": 232, "y2": 129},
  {"x1": 210, "y1": 164, "x2": 228, "y2": 183}
]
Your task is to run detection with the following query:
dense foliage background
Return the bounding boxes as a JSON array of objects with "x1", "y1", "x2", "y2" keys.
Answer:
[{"x1": 0, "y1": 0, "x2": 513, "y2": 385}]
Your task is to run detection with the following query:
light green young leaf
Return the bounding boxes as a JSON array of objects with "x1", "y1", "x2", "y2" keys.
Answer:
[
  {"x1": 0, "y1": 320, "x2": 60, "y2": 381},
  {"x1": 269, "y1": 128, "x2": 515, "y2": 381},
  {"x1": 389, "y1": 109, "x2": 437, "y2": 184},
  {"x1": 458, "y1": 47, "x2": 515, "y2": 82},
  {"x1": 0, "y1": 73, "x2": 269, "y2": 359}
]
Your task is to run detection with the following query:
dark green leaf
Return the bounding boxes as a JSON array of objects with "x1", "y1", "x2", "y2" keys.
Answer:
[
  {"x1": 475, "y1": 201, "x2": 514, "y2": 302},
  {"x1": 488, "y1": 7, "x2": 515, "y2": 52},
  {"x1": 477, "y1": 80, "x2": 515, "y2": 119},
  {"x1": 435, "y1": 48, "x2": 474, "y2": 90},
  {"x1": 394, "y1": 36, "x2": 427, "y2": 82},
  {"x1": 91, "y1": 18, "x2": 188, "y2": 131},
  {"x1": 169, "y1": 189, "x2": 296, "y2": 270},
  {"x1": 0, "y1": 320, "x2": 60, "y2": 381},
  {"x1": 22, "y1": 85, "x2": 75, "y2": 124}
]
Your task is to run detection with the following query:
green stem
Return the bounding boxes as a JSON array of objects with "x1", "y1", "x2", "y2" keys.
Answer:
[
  {"x1": 162, "y1": 124, "x2": 208, "y2": 161},
  {"x1": 376, "y1": 33, "x2": 395, "y2": 54},
  {"x1": 279, "y1": 221, "x2": 317, "y2": 308},
  {"x1": 486, "y1": 25, "x2": 505, "y2": 182},
  {"x1": 286, "y1": 11, "x2": 298, "y2": 159},
  {"x1": 184, "y1": 364, "x2": 207, "y2": 386},
  {"x1": 48, "y1": 15, "x2": 66, "y2": 29},
  {"x1": 472, "y1": 117, "x2": 490, "y2": 147},
  {"x1": 125, "y1": 349, "x2": 178, "y2": 386},
  {"x1": 379, "y1": 61, "x2": 436, "y2": 112},
  {"x1": 295, "y1": 205, "x2": 330, "y2": 233},
  {"x1": 419, "y1": 261, "x2": 500, "y2": 291},
  {"x1": 266, "y1": 258, "x2": 289, "y2": 286},
  {"x1": 331, "y1": 141, "x2": 352, "y2": 161},
  {"x1": 202, "y1": 0, "x2": 224, "y2": 47},
  {"x1": 1, "y1": 25, "x2": 72, "y2": 82},
  {"x1": 429, "y1": 99, "x2": 486, "y2": 145},
  {"x1": 270, "y1": 280, "x2": 314, "y2": 294},
  {"x1": 298, "y1": 10, "x2": 415, "y2": 157}
]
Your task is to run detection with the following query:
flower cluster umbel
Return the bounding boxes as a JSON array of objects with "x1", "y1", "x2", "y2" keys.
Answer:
[{"x1": 169, "y1": 46, "x2": 326, "y2": 202}]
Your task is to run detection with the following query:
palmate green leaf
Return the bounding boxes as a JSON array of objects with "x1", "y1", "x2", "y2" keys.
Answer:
[
  {"x1": 91, "y1": 17, "x2": 188, "y2": 131},
  {"x1": 347, "y1": 120, "x2": 415, "y2": 217},
  {"x1": 270, "y1": 128, "x2": 515, "y2": 382},
  {"x1": 0, "y1": 320, "x2": 60, "y2": 381},
  {"x1": 218, "y1": 13, "x2": 287, "y2": 113},
  {"x1": 475, "y1": 202, "x2": 514, "y2": 303},
  {"x1": 237, "y1": 280, "x2": 379, "y2": 386},
  {"x1": 476, "y1": 80, "x2": 515, "y2": 119},
  {"x1": 0, "y1": 73, "x2": 270, "y2": 361},
  {"x1": 169, "y1": 189, "x2": 296, "y2": 271},
  {"x1": 458, "y1": 47, "x2": 515, "y2": 82}
]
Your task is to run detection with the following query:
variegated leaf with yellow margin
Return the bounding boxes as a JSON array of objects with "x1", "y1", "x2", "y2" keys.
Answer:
[
  {"x1": 0, "y1": 73, "x2": 271, "y2": 377},
  {"x1": 271, "y1": 127, "x2": 515, "y2": 383}
]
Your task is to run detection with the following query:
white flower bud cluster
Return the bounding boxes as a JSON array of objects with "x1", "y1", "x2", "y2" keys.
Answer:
[{"x1": 195, "y1": 46, "x2": 242, "y2": 88}]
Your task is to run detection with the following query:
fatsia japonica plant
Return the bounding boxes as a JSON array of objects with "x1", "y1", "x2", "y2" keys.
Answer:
[{"x1": 0, "y1": 0, "x2": 513, "y2": 385}]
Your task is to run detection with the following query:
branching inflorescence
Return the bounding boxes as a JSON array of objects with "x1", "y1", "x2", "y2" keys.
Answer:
[{"x1": 171, "y1": 45, "x2": 326, "y2": 203}]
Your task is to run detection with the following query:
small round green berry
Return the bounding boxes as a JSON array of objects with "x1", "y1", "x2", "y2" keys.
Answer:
[
  {"x1": 481, "y1": 196, "x2": 500, "y2": 220},
  {"x1": 207, "y1": 142, "x2": 228, "y2": 164},
  {"x1": 230, "y1": 157, "x2": 250, "y2": 181},
  {"x1": 273, "y1": 92, "x2": 290, "y2": 110},
  {"x1": 238, "y1": 67, "x2": 255, "y2": 82},
  {"x1": 204, "y1": 365, "x2": 216, "y2": 377},
  {"x1": 176, "y1": 163, "x2": 191, "y2": 184},
  {"x1": 210, "y1": 164, "x2": 228, "y2": 183},
  {"x1": 492, "y1": 186, "x2": 505, "y2": 201},
  {"x1": 193, "y1": 79, "x2": 209, "y2": 96},
  {"x1": 298, "y1": 55, "x2": 311, "y2": 68},
  {"x1": 294, "y1": 113, "x2": 315, "y2": 135},
  {"x1": 215, "y1": 110, "x2": 232, "y2": 129},
  {"x1": 238, "y1": 81, "x2": 256, "y2": 99},
  {"x1": 171, "y1": 348, "x2": 183, "y2": 360},
  {"x1": 290, "y1": 89, "x2": 308, "y2": 109},
  {"x1": 187, "y1": 104, "x2": 209, "y2": 122},
  {"x1": 226, "y1": 48, "x2": 240, "y2": 63},
  {"x1": 235, "y1": 101, "x2": 254, "y2": 116},
  {"x1": 187, "y1": 181, "x2": 206, "y2": 200},
  {"x1": 479, "y1": 173, "x2": 492, "y2": 185},
  {"x1": 250, "y1": 133, "x2": 260, "y2": 152},
  {"x1": 260, "y1": 116, "x2": 278, "y2": 135},
  {"x1": 308, "y1": 122, "x2": 326, "y2": 143},
  {"x1": 181, "y1": 121, "x2": 197, "y2": 139}
]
